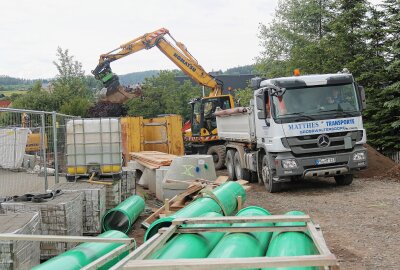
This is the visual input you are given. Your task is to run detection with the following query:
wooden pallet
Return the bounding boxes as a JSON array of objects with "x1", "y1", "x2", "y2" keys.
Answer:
[
  {"x1": 114, "y1": 215, "x2": 340, "y2": 270},
  {"x1": 130, "y1": 151, "x2": 177, "y2": 169}
]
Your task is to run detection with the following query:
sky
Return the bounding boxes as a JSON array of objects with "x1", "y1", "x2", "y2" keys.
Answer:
[
  {"x1": 0, "y1": 0, "x2": 383, "y2": 79},
  {"x1": 0, "y1": 0, "x2": 279, "y2": 79}
]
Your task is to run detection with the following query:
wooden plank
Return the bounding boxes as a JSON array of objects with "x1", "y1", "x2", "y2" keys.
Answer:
[
  {"x1": 307, "y1": 222, "x2": 334, "y2": 256},
  {"x1": 142, "y1": 195, "x2": 178, "y2": 227},
  {"x1": 135, "y1": 159, "x2": 159, "y2": 169},
  {"x1": 243, "y1": 185, "x2": 252, "y2": 191},
  {"x1": 0, "y1": 234, "x2": 133, "y2": 244},
  {"x1": 237, "y1": 195, "x2": 243, "y2": 211},
  {"x1": 164, "y1": 198, "x2": 170, "y2": 216},
  {"x1": 109, "y1": 233, "x2": 162, "y2": 270},
  {"x1": 130, "y1": 151, "x2": 177, "y2": 164},
  {"x1": 82, "y1": 243, "x2": 134, "y2": 270},
  {"x1": 122, "y1": 254, "x2": 338, "y2": 269},
  {"x1": 172, "y1": 215, "x2": 311, "y2": 225},
  {"x1": 135, "y1": 225, "x2": 178, "y2": 260},
  {"x1": 176, "y1": 225, "x2": 307, "y2": 233},
  {"x1": 237, "y1": 180, "x2": 249, "y2": 185},
  {"x1": 143, "y1": 183, "x2": 204, "y2": 226},
  {"x1": 214, "y1": 175, "x2": 229, "y2": 184}
]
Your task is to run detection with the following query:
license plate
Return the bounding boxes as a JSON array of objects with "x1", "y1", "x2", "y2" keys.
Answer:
[{"x1": 316, "y1": 157, "x2": 336, "y2": 165}]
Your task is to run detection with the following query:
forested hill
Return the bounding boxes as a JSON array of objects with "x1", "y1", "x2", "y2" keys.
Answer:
[
  {"x1": 118, "y1": 65, "x2": 256, "y2": 85},
  {"x1": 0, "y1": 64, "x2": 256, "y2": 88},
  {"x1": 0, "y1": 76, "x2": 49, "y2": 90},
  {"x1": 118, "y1": 70, "x2": 159, "y2": 85}
]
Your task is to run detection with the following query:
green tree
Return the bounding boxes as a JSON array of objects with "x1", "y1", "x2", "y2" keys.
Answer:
[
  {"x1": 256, "y1": 0, "x2": 399, "y2": 153},
  {"x1": 256, "y1": 0, "x2": 335, "y2": 77},
  {"x1": 12, "y1": 81, "x2": 54, "y2": 111},
  {"x1": 379, "y1": 0, "x2": 400, "y2": 150},
  {"x1": 51, "y1": 47, "x2": 93, "y2": 110},
  {"x1": 126, "y1": 71, "x2": 200, "y2": 119},
  {"x1": 59, "y1": 97, "x2": 92, "y2": 117},
  {"x1": 235, "y1": 87, "x2": 253, "y2": 107},
  {"x1": 12, "y1": 48, "x2": 95, "y2": 117}
]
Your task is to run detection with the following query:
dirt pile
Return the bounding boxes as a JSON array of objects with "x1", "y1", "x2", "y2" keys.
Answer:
[
  {"x1": 355, "y1": 144, "x2": 396, "y2": 178},
  {"x1": 87, "y1": 102, "x2": 127, "y2": 117},
  {"x1": 383, "y1": 164, "x2": 400, "y2": 181}
]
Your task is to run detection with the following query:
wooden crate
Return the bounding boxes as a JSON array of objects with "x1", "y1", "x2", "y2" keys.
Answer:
[{"x1": 117, "y1": 215, "x2": 340, "y2": 270}]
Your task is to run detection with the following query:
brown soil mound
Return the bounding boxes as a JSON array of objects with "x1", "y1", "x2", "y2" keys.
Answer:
[
  {"x1": 87, "y1": 102, "x2": 127, "y2": 117},
  {"x1": 383, "y1": 164, "x2": 400, "y2": 181},
  {"x1": 356, "y1": 144, "x2": 396, "y2": 178}
]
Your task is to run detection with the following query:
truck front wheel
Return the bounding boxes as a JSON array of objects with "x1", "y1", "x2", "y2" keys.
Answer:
[
  {"x1": 261, "y1": 155, "x2": 281, "y2": 193},
  {"x1": 226, "y1": 149, "x2": 236, "y2": 180},
  {"x1": 334, "y1": 174, "x2": 353, "y2": 186}
]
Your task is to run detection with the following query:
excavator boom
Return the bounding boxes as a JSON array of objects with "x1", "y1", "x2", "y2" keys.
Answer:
[{"x1": 92, "y1": 28, "x2": 223, "y2": 103}]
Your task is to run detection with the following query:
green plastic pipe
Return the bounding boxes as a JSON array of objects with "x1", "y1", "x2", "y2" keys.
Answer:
[
  {"x1": 263, "y1": 211, "x2": 318, "y2": 270},
  {"x1": 207, "y1": 206, "x2": 274, "y2": 270},
  {"x1": 102, "y1": 195, "x2": 145, "y2": 233},
  {"x1": 149, "y1": 211, "x2": 229, "y2": 259},
  {"x1": 32, "y1": 230, "x2": 130, "y2": 270},
  {"x1": 144, "y1": 181, "x2": 246, "y2": 241}
]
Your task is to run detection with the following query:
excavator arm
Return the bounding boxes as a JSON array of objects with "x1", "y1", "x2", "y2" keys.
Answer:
[{"x1": 92, "y1": 28, "x2": 223, "y2": 103}]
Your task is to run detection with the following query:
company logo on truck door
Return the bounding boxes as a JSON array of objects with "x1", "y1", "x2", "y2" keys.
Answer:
[
  {"x1": 288, "y1": 122, "x2": 319, "y2": 130},
  {"x1": 286, "y1": 118, "x2": 358, "y2": 135},
  {"x1": 326, "y1": 119, "x2": 355, "y2": 126},
  {"x1": 173, "y1": 53, "x2": 197, "y2": 72}
]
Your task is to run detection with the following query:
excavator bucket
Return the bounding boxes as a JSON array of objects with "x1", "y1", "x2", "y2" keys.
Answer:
[
  {"x1": 99, "y1": 85, "x2": 140, "y2": 104},
  {"x1": 93, "y1": 61, "x2": 142, "y2": 104}
]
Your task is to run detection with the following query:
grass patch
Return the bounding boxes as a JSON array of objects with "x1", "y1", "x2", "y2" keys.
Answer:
[{"x1": 0, "y1": 90, "x2": 27, "y2": 97}]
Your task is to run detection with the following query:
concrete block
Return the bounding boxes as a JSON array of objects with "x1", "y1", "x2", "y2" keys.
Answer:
[
  {"x1": 0, "y1": 211, "x2": 40, "y2": 270},
  {"x1": 155, "y1": 166, "x2": 170, "y2": 200},
  {"x1": 50, "y1": 182, "x2": 106, "y2": 235},
  {"x1": 2, "y1": 192, "x2": 83, "y2": 260},
  {"x1": 161, "y1": 155, "x2": 216, "y2": 199}
]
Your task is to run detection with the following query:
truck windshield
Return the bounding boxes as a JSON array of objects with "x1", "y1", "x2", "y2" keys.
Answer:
[{"x1": 272, "y1": 83, "x2": 360, "y2": 120}]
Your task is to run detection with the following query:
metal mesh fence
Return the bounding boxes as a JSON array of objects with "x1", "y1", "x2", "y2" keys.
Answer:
[{"x1": 0, "y1": 108, "x2": 78, "y2": 197}]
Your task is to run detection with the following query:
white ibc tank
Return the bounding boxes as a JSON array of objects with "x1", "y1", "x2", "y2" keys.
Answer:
[{"x1": 66, "y1": 118, "x2": 122, "y2": 172}]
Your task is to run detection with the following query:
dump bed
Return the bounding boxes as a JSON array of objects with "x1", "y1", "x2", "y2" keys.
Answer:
[{"x1": 215, "y1": 107, "x2": 256, "y2": 142}]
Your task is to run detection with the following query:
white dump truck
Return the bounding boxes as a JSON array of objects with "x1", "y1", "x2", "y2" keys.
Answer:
[{"x1": 215, "y1": 72, "x2": 368, "y2": 192}]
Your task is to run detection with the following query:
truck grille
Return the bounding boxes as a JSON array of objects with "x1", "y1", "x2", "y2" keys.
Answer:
[{"x1": 283, "y1": 131, "x2": 362, "y2": 157}]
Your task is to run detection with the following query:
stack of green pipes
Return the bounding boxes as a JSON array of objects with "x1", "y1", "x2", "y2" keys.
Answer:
[{"x1": 146, "y1": 204, "x2": 319, "y2": 270}]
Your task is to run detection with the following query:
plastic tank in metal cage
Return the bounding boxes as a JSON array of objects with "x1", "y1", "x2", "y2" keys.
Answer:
[{"x1": 66, "y1": 118, "x2": 122, "y2": 180}]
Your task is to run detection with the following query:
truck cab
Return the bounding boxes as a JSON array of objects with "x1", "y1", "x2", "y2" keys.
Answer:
[{"x1": 216, "y1": 72, "x2": 368, "y2": 192}]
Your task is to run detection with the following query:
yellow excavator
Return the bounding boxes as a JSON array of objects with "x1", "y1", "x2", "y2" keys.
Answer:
[{"x1": 92, "y1": 28, "x2": 234, "y2": 169}]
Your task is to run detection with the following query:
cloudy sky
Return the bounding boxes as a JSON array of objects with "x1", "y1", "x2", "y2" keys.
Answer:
[{"x1": 0, "y1": 0, "x2": 382, "y2": 79}]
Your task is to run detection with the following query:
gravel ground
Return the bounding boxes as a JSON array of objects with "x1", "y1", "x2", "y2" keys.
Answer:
[
  {"x1": 245, "y1": 177, "x2": 400, "y2": 270},
  {"x1": 129, "y1": 175, "x2": 400, "y2": 269}
]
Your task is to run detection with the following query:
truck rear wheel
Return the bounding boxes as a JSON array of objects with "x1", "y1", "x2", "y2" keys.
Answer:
[
  {"x1": 207, "y1": 145, "x2": 226, "y2": 170},
  {"x1": 261, "y1": 155, "x2": 281, "y2": 193},
  {"x1": 234, "y1": 151, "x2": 250, "y2": 181},
  {"x1": 226, "y1": 149, "x2": 236, "y2": 180},
  {"x1": 334, "y1": 174, "x2": 353, "y2": 186}
]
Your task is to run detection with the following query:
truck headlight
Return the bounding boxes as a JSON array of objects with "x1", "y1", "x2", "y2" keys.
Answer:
[
  {"x1": 282, "y1": 159, "x2": 298, "y2": 169},
  {"x1": 353, "y1": 151, "x2": 366, "y2": 161}
]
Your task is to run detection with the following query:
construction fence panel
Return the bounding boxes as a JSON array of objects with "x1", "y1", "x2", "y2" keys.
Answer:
[
  {"x1": 0, "y1": 108, "x2": 78, "y2": 197},
  {"x1": 387, "y1": 151, "x2": 400, "y2": 164}
]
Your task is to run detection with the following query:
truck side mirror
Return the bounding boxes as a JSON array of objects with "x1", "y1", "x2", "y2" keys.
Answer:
[
  {"x1": 251, "y1": 77, "x2": 264, "y2": 90},
  {"x1": 358, "y1": 85, "x2": 366, "y2": 110},
  {"x1": 255, "y1": 93, "x2": 266, "y2": 119}
]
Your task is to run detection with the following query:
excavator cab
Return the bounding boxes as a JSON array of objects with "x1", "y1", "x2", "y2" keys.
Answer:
[{"x1": 189, "y1": 95, "x2": 234, "y2": 137}]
